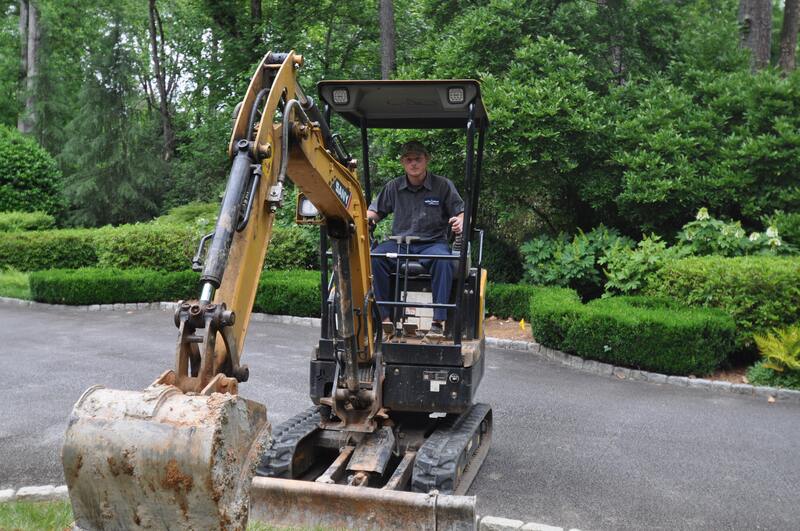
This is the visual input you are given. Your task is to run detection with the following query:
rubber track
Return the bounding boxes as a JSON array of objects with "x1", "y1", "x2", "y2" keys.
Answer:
[
  {"x1": 411, "y1": 403, "x2": 492, "y2": 494},
  {"x1": 255, "y1": 405, "x2": 321, "y2": 478}
]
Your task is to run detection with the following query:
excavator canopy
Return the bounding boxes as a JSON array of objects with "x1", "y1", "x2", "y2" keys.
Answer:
[{"x1": 318, "y1": 80, "x2": 489, "y2": 130}]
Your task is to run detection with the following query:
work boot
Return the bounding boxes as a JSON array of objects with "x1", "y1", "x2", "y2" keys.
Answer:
[
  {"x1": 382, "y1": 321, "x2": 395, "y2": 340},
  {"x1": 423, "y1": 321, "x2": 444, "y2": 343}
]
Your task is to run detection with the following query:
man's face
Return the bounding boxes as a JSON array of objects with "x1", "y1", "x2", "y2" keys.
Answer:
[{"x1": 401, "y1": 152, "x2": 429, "y2": 181}]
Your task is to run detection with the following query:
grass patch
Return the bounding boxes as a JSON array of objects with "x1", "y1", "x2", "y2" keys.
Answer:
[
  {"x1": 0, "y1": 500, "x2": 332, "y2": 530},
  {"x1": 0, "y1": 500, "x2": 73, "y2": 530},
  {"x1": 0, "y1": 268, "x2": 30, "y2": 299}
]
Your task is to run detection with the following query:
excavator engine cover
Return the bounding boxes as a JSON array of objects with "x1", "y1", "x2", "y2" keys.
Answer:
[{"x1": 62, "y1": 385, "x2": 269, "y2": 530}]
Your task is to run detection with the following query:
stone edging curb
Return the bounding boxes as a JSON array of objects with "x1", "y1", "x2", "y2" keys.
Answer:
[{"x1": 4, "y1": 296, "x2": 798, "y2": 404}]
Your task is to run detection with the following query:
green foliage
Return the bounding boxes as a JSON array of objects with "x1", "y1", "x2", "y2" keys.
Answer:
[
  {"x1": 94, "y1": 224, "x2": 197, "y2": 271},
  {"x1": 0, "y1": 268, "x2": 30, "y2": 299},
  {"x1": 481, "y1": 231, "x2": 523, "y2": 283},
  {"x1": 603, "y1": 234, "x2": 690, "y2": 295},
  {"x1": 486, "y1": 283, "x2": 538, "y2": 320},
  {"x1": 528, "y1": 286, "x2": 584, "y2": 349},
  {"x1": 677, "y1": 208, "x2": 792, "y2": 256},
  {"x1": 521, "y1": 225, "x2": 634, "y2": 298},
  {"x1": 0, "y1": 125, "x2": 62, "y2": 215},
  {"x1": 0, "y1": 500, "x2": 74, "y2": 531},
  {"x1": 564, "y1": 296, "x2": 735, "y2": 375},
  {"x1": 753, "y1": 324, "x2": 800, "y2": 373},
  {"x1": 265, "y1": 225, "x2": 319, "y2": 271},
  {"x1": 29, "y1": 268, "x2": 200, "y2": 305},
  {"x1": 763, "y1": 210, "x2": 800, "y2": 246},
  {"x1": 0, "y1": 228, "x2": 98, "y2": 270},
  {"x1": 253, "y1": 270, "x2": 321, "y2": 317},
  {"x1": 647, "y1": 256, "x2": 800, "y2": 349},
  {"x1": 0, "y1": 211, "x2": 55, "y2": 232},
  {"x1": 530, "y1": 287, "x2": 735, "y2": 375},
  {"x1": 747, "y1": 361, "x2": 800, "y2": 391},
  {"x1": 155, "y1": 202, "x2": 219, "y2": 226}
]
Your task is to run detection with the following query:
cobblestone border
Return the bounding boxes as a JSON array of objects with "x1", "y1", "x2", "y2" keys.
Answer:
[
  {"x1": 486, "y1": 337, "x2": 800, "y2": 404},
  {"x1": 4, "y1": 296, "x2": 798, "y2": 404}
]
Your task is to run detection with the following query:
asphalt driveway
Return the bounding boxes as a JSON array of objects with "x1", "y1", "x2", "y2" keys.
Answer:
[{"x1": 1, "y1": 303, "x2": 799, "y2": 530}]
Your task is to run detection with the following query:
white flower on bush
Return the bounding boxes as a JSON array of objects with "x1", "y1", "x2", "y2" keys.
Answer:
[
  {"x1": 749, "y1": 232, "x2": 761, "y2": 242},
  {"x1": 769, "y1": 237, "x2": 782, "y2": 247},
  {"x1": 695, "y1": 207, "x2": 710, "y2": 221},
  {"x1": 734, "y1": 227, "x2": 744, "y2": 239},
  {"x1": 766, "y1": 226, "x2": 779, "y2": 239}
]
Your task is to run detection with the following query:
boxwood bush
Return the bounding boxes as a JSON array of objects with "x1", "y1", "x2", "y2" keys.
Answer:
[
  {"x1": 529, "y1": 288, "x2": 735, "y2": 375},
  {"x1": 0, "y1": 222, "x2": 319, "y2": 272},
  {"x1": 0, "y1": 211, "x2": 56, "y2": 232},
  {"x1": 30, "y1": 268, "x2": 200, "y2": 305},
  {"x1": 646, "y1": 256, "x2": 800, "y2": 349},
  {"x1": 29, "y1": 267, "x2": 322, "y2": 316},
  {"x1": 486, "y1": 282, "x2": 539, "y2": 320},
  {"x1": 565, "y1": 296, "x2": 735, "y2": 375}
]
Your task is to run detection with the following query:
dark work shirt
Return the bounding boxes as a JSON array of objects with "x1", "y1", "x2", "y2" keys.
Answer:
[{"x1": 369, "y1": 172, "x2": 464, "y2": 242}]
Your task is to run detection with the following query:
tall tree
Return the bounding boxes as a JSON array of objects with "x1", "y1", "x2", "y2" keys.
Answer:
[
  {"x1": 738, "y1": 0, "x2": 772, "y2": 71},
  {"x1": 779, "y1": 0, "x2": 800, "y2": 73},
  {"x1": 17, "y1": 0, "x2": 38, "y2": 133},
  {"x1": 379, "y1": 0, "x2": 396, "y2": 79},
  {"x1": 148, "y1": 0, "x2": 175, "y2": 161}
]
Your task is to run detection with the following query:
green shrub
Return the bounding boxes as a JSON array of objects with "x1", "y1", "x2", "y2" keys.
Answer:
[
  {"x1": 486, "y1": 282, "x2": 538, "y2": 320},
  {"x1": 677, "y1": 208, "x2": 793, "y2": 256},
  {"x1": 0, "y1": 211, "x2": 56, "y2": 232},
  {"x1": 0, "y1": 228, "x2": 98, "y2": 270},
  {"x1": 253, "y1": 270, "x2": 320, "y2": 317},
  {"x1": 603, "y1": 235, "x2": 691, "y2": 295},
  {"x1": 747, "y1": 361, "x2": 800, "y2": 390},
  {"x1": 0, "y1": 268, "x2": 30, "y2": 299},
  {"x1": 528, "y1": 286, "x2": 584, "y2": 350},
  {"x1": 265, "y1": 225, "x2": 319, "y2": 270},
  {"x1": 0, "y1": 125, "x2": 63, "y2": 215},
  {"x1": 30, "y1": 268, "x2": 200, "y2": 305},
  {"x1": 529, "y1": 288, "x2": 735, "y2": 375},
  {"x1": 565, "y1": 296, "x2": 735, "y2": 375},
  {"x1": 521, "y1": 225, "x2": 634, "y2": 299},
  {"x1": 94, "y1": 223, "x2": 197, "y2": 271},
  {"x1": 155, "y1": 202, "x2": 219, "y2": 225},
  {"x1": 481, "y1": 232, "x2": 523, "y2": 283},
  {"x1": 647, "y1": 256, "x2": 800, "y2": 349}
]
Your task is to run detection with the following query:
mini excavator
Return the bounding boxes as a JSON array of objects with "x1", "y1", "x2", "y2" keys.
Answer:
[{"x1": 62, "y1": 51, "x2": 491, "y2": 530}]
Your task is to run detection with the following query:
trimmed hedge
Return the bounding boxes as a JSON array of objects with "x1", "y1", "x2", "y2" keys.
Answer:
[
  {"x1": 0, "y1": 223, "x2": 318, "y2": 272},
  {"x1": 486, "y1": 283, "x2": 539, "y2": 320},
  {"x1": 566, "y1": 296, "x2": 735, "y2": 375},
  {"x1": 0, "y1": 211, "x2": 55, "y2": 232},
  {"x1": 0, "y1": 229, "x2": 98, "y2": 270},
  {"x1": 29, "y1": 268, "x2": 322, "y2": 317},
  {"x1": 647, "y1": 256, "x2": 800, "y2": 349},
  {"x1": 530, "y1": 287, "x2": 735, "y2": 375},
  {"x1": 253, "y1": 269, "x2": 320, "y2": 317},
  {"x1": 528, "y1": 287, "x2": 584, "y2": 349},
  {"x1": 30, "y1": 269, "x2": 200, "y2": 305}
]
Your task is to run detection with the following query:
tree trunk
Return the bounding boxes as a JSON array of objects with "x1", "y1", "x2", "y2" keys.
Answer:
[
  {"x1": 148, "y1": 0, "x2": 175, "y2": 161},
  {"x1": 18, "y1": 0, "x2": 38, "y2": 134},
  {"x1": 251, "y1": 0, "x2": 261, "y2": 20},
  {"x1": 598, "y1": 0, "x2": 625, "y2": 85},
  {"x1": 378, "y1": 0, "x2": 396, "y2": 79},
  {"x1": 779, "y1": 0, "x2": 800, "y2": 73},
  {"x1": 739, "y1": 0, "x2": 773, "y2": 71}
]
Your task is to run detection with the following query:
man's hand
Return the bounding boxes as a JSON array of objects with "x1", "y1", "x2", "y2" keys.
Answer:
[{"x1": 449, "y1": 213, "x2": 464, "y2": 234}]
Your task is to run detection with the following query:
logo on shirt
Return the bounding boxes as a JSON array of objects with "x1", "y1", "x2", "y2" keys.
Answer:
[
  {"x1": 424, "y1": 198, "x2": 440, "y2": 207},
  {"x1": 332, "y1": 178, "x2": 352, "y2": 208}
]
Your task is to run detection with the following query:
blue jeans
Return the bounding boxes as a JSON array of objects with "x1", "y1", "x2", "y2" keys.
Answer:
[{"x1": 371, "y1": 240, "x2": 454, "y2": 322}]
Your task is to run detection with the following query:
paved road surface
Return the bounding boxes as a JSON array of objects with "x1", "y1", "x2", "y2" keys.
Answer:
[{"x1": 1, "y1": 303, "x2": 799, "y2": 530}]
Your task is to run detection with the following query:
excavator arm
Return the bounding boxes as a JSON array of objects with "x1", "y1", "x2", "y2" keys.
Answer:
[{"x1": 61, "y1": 51, "x2": 383, "y2": 530}]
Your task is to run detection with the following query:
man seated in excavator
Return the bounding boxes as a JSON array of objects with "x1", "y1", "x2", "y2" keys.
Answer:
[{"x1": 368, "y1": 140, "x2": 465, "y2": 340}]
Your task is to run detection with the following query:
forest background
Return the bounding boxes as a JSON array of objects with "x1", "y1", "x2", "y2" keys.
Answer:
[{"x1": 2, "y1": 0, "x2": 799, "y2": 282}]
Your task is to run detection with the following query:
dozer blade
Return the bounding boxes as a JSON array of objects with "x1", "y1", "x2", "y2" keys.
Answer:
[
  {"x1": 62, "y1": 384, "x2": 270, "y2": 531},
  {"x1": 249, "y1": 477, "x2": 477, "y2": 530}
]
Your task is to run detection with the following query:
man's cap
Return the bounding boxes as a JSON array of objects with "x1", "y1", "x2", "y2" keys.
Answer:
[{"x1": 399, "y1": 140, "x2": 429, "y2": 158}]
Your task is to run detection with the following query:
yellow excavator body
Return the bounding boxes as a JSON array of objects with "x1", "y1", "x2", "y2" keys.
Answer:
[{"x1": 62, "y1": 51, "x2": 488, "y2": 530}]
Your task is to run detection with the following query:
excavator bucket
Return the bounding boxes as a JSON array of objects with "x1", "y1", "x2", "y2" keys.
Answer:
[
  {"x1": 62, "y1": 385, "x2": 269, "y2": 530},
  {"x1": 250, "y1": 477, "x2": 477, "y2": 530}
]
